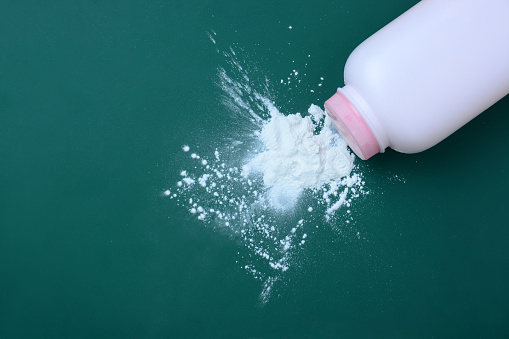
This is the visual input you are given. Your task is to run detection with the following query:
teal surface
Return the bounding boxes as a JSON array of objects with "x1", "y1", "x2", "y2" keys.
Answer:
[{"x1": 1, "y1": 1, "x2": 509, "y2": 338}]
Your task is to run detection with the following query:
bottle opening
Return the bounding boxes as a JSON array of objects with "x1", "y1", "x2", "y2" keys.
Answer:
[{"x1": 324, "y1": 92, "x2": 380, "y2": 160}]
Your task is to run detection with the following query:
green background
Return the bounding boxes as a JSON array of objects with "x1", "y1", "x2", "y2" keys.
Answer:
[{"x1": 1, "y1": 1, "x2": 509, "y2": 338}]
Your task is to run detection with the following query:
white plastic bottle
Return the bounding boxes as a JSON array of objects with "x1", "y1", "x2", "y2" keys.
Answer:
[{"x1": 324, "y1": 0, "x2": 509, "y2": 160}]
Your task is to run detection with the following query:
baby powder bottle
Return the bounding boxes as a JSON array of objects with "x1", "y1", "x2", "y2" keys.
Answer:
[{"x1": 324, "y1": 0, "x2": 509, "y2": 160}]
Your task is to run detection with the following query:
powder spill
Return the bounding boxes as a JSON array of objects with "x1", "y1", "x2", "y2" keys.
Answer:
[
  {"x1": 243, "y1": 103, "x2": 354, "y2": 210},
  {"x1": 165, "y1": 37, "x2": 368, "y2": 305}
]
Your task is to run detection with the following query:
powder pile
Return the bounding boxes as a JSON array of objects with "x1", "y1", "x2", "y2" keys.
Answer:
[
  {"x1": 243, "y1": 102, "x2": 354, "y2": 210},
  {"x1": 165, "y1": 39, "x2": 368, "y2": 304}
]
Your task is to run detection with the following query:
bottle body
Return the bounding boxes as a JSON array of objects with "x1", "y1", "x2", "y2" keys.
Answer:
[{"x1": 325, "y1": 0, "x2": 509, "y2": 160}]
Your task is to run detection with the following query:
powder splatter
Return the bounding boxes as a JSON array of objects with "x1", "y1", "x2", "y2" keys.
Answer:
[{"x1": 165, "y1": 36, "x2": 368, "y2": 305}]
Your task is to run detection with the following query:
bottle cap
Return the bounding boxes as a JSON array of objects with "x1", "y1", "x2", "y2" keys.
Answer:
[{"x1": 325, "y1": 92, "x2": 380, "y2": 160}]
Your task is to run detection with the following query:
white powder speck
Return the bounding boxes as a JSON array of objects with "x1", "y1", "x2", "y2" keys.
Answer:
[
  {"x1": 182, "y1": 177, "x2": 195, "y2": 185},
  {"x1": 182, "y1": 145, "x2": 190, "y2": 152},
  {"x1": 163, "y1": 190, "x2": 170, "y2": 196},
  {"x1": 198, "y1": 174, "x2": 210, "y2": 187}
]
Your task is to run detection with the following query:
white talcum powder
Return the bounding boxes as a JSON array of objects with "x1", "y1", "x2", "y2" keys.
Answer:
[
  {"x1": 243, "y1": 103, "x2": 354, "y2": 209},
  {"x1": 166, "y1": 40, "x2": 368, "y2": 305}
]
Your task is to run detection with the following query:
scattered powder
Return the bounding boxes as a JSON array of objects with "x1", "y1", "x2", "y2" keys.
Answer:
[{"x1": 165, "y1": 39, "x2": 368, "y2": 305}]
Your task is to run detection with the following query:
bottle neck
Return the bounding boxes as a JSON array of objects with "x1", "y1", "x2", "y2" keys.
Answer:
[{"x1": 325, "y1": 85, "x2": 388, "y2": 160}]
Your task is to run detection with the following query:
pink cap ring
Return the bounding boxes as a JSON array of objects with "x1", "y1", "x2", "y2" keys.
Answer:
[{"x1": 325, "y1": 92, "x2": 380, "y2": 160}]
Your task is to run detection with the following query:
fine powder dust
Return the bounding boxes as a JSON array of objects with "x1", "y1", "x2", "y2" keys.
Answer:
[{"x1": 165, "y1": 36, "x2": 368, "y2": 305}]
